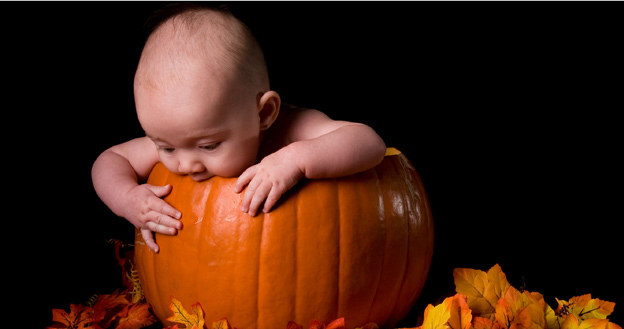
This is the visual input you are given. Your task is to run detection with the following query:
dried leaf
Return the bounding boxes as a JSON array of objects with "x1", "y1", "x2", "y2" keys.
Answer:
[
  {"x1": 48, "y1": 304, "x2": 97, "y2": 329},
  {"x1": 448, "y1": 294, "x2": 473, "y2": 329},
  {"x1": 115, "y1": 303, "x2": 157, "y2": 329},
  {"x1": 421, "y1": 299, "x2": 453, "y2": 329},
  {"x1": 167, "y1": 297, "x2": 205, "y2": 329},
  {"x1": 563, "y1": 295, "x2": 615, "y2": 320},
  {"x1": 547, "y1": 295, "x2": 616, "y2": 329},
  {"x1": 91, "y1": 289, "x2": 131, "y2": 326},
  {"x1": 494, "y1": 286, "x2": 546, "y2": 329},
  {"x1": 454, "y1": 264, "x2": 511, "y2": 320},
  {"x1": 472, "y1": 317, "x2": 504, "y2": 329},
  {"x1": 560, "y1": 314, "x2": 622, "y2": 329}
]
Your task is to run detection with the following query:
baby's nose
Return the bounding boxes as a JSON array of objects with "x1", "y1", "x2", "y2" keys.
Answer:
[{"x1": 177, "y1": 157, "x2": 205, "y2": 174}]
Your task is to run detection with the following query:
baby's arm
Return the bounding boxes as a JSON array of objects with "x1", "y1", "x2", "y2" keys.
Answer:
[
  {"x1": 235, "y1": 108, "x2": 386, "y2": 216},
  {"x1": 92, "y1": 137, "x2": 182, "y2": 252}
]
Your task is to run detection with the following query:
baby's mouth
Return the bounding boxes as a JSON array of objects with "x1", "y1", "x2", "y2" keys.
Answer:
[{"x1": 190, "y1": 172, "x2": 210, "y2": 181}]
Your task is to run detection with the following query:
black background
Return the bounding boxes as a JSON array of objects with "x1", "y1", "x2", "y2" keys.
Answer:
[{"x1": 4, "y1": 2, "x2": 622, "y2": 328}]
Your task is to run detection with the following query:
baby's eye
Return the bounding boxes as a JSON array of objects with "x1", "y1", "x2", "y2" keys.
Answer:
[
  {"x1": 159, "y1": 146, "x2": 175, "y2": 153},
  {"x1": 199, "y1": 142, "x2": 221, "y2": 151}
]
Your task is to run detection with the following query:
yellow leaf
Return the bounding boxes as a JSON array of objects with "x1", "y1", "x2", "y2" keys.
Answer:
[
  {"x1": 567, "y1": 295, "x2": 615, "y2": 320},
  {"x1": 454, "y1": 264, "x2": 511, "y2": 320},
  {"x1": 549, "y1": 294, "x2": 616, "y2": 329},
  {"x1": 166, "y1": 297, "x2": 205, "y2": 329},
  {"x1": 421, "y1": 301, "x2": 452, "y2": 329},
  {"x1": 560, "y1": 315, "x2": 619, "y2": 329}
]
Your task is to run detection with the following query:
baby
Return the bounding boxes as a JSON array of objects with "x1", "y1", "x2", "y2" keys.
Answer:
[{"x1": 92, "y1": 4, "x2": 386, "y2": 253}]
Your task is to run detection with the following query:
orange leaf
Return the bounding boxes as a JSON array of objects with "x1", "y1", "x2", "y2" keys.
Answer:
[
  {"x1": 560, "y1": 314, "x2": 621, "y2": 329},
  {"x1": 167, "y1": 297, "x2": 205, "y2": 329},
  {"x1": 472, "y1": 317, "x2": 504, "y2": 329},
  {"x1": 454, "y1": 264, "x2": 511, "y2": 320},
  {"x1": 91, "y1": 289, "x2": 131, "y2": 326},
  {"x1": 448, "y1": 294, "x2": 473, "y2": 329},
  {"x1": 494, "y1": 286, "x2": 546, "y2": 329},
  {"x1": 115, "y1": 303, "x2": 157, "y2": 329},
  {"x1": 310, "y1": 320, "x2": 325, "y2": 329},
  {"x1": 48, "y1": 304, "x2": 97, "y2": 329}
]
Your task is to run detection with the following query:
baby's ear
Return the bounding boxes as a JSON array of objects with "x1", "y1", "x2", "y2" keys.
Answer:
[{"x1": 257, "y1": 91, "x2": 281, "y2": 131}]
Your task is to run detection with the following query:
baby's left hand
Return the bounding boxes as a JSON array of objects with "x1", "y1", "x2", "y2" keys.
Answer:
[{"x1": 234, "y1": 146, "x2": 305, "y2": 216}]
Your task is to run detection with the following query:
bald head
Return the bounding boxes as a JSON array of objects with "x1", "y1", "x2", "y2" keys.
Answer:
[{"x1": 134, "y1": 5, "x2": 269, "y2": 94}]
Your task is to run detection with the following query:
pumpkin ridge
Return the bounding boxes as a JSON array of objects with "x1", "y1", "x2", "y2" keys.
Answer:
[
  {"x1": 365, "y1": 168, "x2": 388, "y2": 324},
  {"x1": 387, "y1": 155, "x2": 416, "y2": 326},
  {"x1": 293, "y1": 189, "x2": 298, "y2": 323},
  {"x1": 255, "y1": 213, "x2": 264, "y2": 329}
]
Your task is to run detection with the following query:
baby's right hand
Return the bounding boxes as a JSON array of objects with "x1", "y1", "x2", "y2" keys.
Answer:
[{"x1": 121, "y1": 184, "x2": 182, "y2": 253}]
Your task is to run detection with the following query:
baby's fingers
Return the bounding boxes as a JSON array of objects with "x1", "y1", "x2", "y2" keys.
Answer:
[
  {"x1": 262, "y1": 185, "x2": 286, "y2": 214},
  {"x1": 141, "y1": 228, "x2": 159, "y2": 253},
  {"x1": 235, "y1": 165, "x2": 258, "y2": 193},
  {"x1": 147, "y1": 211, "x2": 182, "y2": 233},
  {"x1": 145, "y1": 184, "x2": 172, "y2": 198},
  {"x1": 247, "y1": 181, "x2": 273, "y2": 217},
  {"x1": 148, "y1": 196, "x2": 181, "y2": 221}
]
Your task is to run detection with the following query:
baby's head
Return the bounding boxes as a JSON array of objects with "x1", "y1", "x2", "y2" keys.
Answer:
[{"x1": 134, "y1": 4, "x2": 280, "y2": 181}]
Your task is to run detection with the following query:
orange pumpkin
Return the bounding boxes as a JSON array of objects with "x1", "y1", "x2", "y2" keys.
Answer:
[{"x1": 134, "y1": 148, "x2": 434, "y2": 329}]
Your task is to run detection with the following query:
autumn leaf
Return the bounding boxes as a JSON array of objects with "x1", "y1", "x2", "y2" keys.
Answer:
[
  {"x1": 472, "y1": 317, "x2": 504, "y2": 329},
  {"x1": 560, "y1": 315, "x2": 622, "y2": 329},
  {"x1": 547, "y1": 295, "x2": 616, "y2": 329},
  {"x1": 494, "y1": 286, "x2": 546, "y2": 329},
  {"x1": 115, "y1": 303, "x2": 157, "y2": 329},
  {"x1": 448, "y1": 294, "x2": 473, "y2": 329},
  {"x1": 167, "y1": 297, "x2": 205, "y2": 329},
  {"x1": 561, "y1": 295, "x2": 614, "y2": 320},
  {"x1": 91, "y1": 289, "x2": 131, "y2": 327},
  {"x1": 454, "y1": 264, "x2": 511, "y2": 320},
  {"x1": 48, "y1": 304, "x2": 97, "y2": 329},
  {"x1": 418, "y1": 298, "x2": 453, "y2": 329}
]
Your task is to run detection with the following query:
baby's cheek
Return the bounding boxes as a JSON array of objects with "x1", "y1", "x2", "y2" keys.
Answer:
[{"x1": 160, "y1": 158, "x2": 179, "y2": 174}]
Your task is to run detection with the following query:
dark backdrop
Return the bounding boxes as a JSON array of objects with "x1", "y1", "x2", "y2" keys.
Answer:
[{"x1": 4, "y1": 2, "x2": 622, "y2": 328}]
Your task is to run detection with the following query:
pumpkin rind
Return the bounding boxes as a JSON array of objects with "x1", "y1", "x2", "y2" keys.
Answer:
[{"x1": 134, "y1": 150, "x2": 434, "y2": 329}]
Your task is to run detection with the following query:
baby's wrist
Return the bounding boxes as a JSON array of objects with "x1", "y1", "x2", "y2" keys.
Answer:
[{"x1": 283, "y1": 141, "x2": 308, "y2": 176}]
